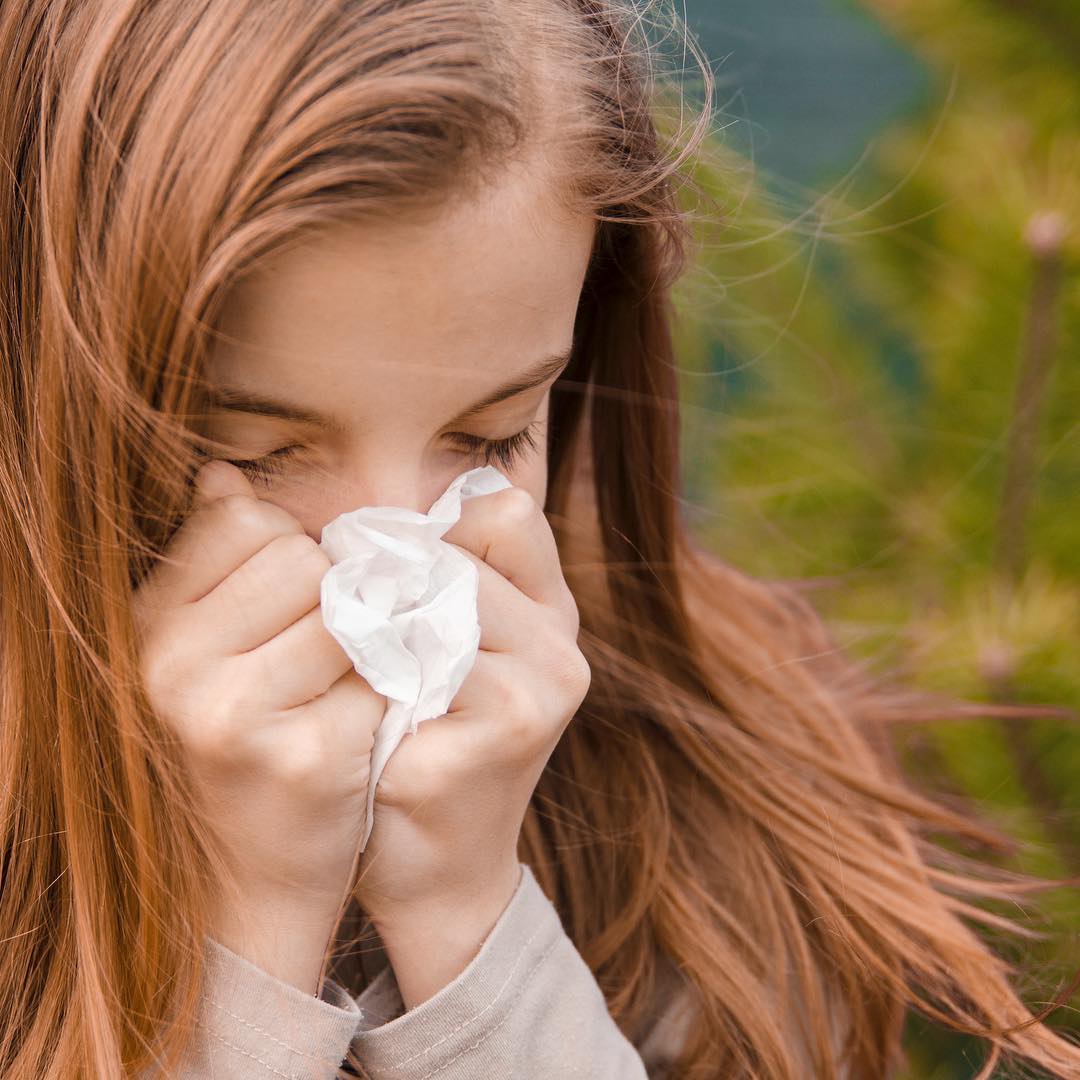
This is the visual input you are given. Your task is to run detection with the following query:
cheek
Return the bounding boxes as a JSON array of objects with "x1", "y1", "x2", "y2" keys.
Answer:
[
  {"x1": 279, "y1": 455, "x2": 550, "y2": 544},
  {"x1": 508, "y1": 398, "x2": 550, "y2": 508},
  {"x1": 511, "y1": 453, "x2": 549, "y2": 512}
]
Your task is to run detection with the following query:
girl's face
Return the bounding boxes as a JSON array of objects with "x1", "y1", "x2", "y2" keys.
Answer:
[{"x1": 203, "y1": 166, "x2": 596, "y2": 540}]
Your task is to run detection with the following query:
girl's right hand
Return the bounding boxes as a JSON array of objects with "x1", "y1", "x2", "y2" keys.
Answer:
[{"x1": 131, "y1": 460, "x2": 386, "y2": 989}]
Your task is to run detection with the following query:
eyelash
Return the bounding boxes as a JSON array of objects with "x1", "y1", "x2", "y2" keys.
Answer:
[{"x1": 224, "y1": 420, "x2": 543, "y2": 485}]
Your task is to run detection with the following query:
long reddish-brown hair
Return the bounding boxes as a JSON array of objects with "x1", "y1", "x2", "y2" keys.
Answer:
[{"x1": 0, "y1": 1, "x2": 1077, "y2": 1077}]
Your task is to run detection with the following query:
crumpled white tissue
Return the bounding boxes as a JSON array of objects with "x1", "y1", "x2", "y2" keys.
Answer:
[{"x1": 318, "y1": 465, "x2": 514, "y2": 851}]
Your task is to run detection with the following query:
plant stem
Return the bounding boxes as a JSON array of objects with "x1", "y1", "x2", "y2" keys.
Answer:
[{"x1": 994, "y1": 211, "x2": 1066, "y2": 585}]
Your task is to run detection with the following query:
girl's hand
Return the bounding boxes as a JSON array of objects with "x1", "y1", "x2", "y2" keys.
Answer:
[
  {"x1": 354, "y1": 485, "x2": 591, "y2": 1008},
  {"x1": 131, "y1": 460, "x2": 387, "y2": 991}
]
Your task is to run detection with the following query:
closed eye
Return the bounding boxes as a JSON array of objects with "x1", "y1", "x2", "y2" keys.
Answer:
[
  {"x1": 222, "y1": 420, "x2": 543, "y2": 485},
  {"x1": 442, "y1": 420, "x2": 542, "y2": 471}
]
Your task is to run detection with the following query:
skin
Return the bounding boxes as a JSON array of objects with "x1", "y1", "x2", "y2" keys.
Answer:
[{"x1": 132, "y1": 161, "x2": 597, "y2": 1008}]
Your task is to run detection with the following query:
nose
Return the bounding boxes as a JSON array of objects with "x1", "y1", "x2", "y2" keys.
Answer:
[{"x1": 317, "y1": 459, "x2": 447, "y2": 525}]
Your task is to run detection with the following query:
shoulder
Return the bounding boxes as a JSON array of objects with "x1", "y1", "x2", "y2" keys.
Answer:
[
  {"x1": 631, "y1": 949, "x2": 856, "y2": 1078},
  {"x1": 635, "y1": 957, "x2": 697, "y2": 1076}
]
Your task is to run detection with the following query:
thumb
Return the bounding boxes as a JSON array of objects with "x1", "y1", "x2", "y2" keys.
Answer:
[{"x1": 191, "y1": 458, "x2": 258, "y2": 507}]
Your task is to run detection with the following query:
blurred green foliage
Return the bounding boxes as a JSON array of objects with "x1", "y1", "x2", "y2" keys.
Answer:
[{"x1": 671, "y1": 1, "x2": 1079, "y2": 1075}]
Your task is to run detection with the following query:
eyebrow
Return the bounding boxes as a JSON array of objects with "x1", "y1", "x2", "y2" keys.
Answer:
[{"x1": 205, "y1": 348, "x2": 574, "y2": 432}]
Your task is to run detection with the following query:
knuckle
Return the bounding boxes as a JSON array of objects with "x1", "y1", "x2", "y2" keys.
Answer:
[
  {"x1": 187, "y1": 699, "x2": 247, "y2": 761},
  {"x1": 213, "y1": 492, "x2": 267, "y2": 535},
  {"x1": 376, "y1": 736, "x2": 459, "y2": 808},
  {"x1": 412, "y1": 744, "x2": 461, "y2": 797},
  {"x1": 372, "y1": 770, "x2": 406, "y2": 808},
  {"x1": 185, "y1": 721, "x2": 230, "y2": 762},
  {"x1": 177, "y1": 673, "x2": 255, "y2": 762},
  {"x1": 562, "y1": 645, "x2": 592, "y2": 703},
  {"x1": 331, "y1": 671, "x2": 386, "y2": 741},
  {"x1": 493, "y1": 485, "x2": 538, "y2": 529},
  {"x1": 499, "y1": 677, "x2": 545, "y2": 746},
  {"x1": 558, "y1": 585, "x2": 582, "y2": 639},
  {"x1": 193, "y1": 458, "x2": 240, "y2": 495},
  {"x1": 138, "y1": 635, "x2": 189, "y2": 708},
  {"x1": 540, "y1": 627, "x2": 592, "y2": 706},
  {"x1": 380, "y1": 761, "x2": 425, "y2": 805},
  {"x1": 269, "y1": 729, "x2": 328, "y2": 790},
  {"x1": 269, "y1": 532, "x2": 331, "y2": 581},
  {"x1": 213, "y1": 493, "x2": 302, "y2": 544}
]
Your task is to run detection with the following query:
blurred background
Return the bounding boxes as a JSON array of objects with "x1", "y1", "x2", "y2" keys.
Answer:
[{"x1": 670, "y1": 1, "x2": 1079, "y2": 1076}]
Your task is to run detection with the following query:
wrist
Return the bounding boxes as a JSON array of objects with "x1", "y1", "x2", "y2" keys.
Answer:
[
  {"x1": 372, "y1": 862, "x2": 523, "y2": 1010},
  {"x1": 211, "y1": 890, "x2": 343, "y2": 995}
]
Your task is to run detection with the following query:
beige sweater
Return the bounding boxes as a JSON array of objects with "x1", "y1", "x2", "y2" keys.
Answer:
[{"x1": 155, "y1": 862, "x2": 695, "y2": 1079}]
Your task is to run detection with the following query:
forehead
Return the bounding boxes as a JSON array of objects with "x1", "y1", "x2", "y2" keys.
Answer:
[{"x1": 207, "y1": 164, "x2": 596, "y2": 400}]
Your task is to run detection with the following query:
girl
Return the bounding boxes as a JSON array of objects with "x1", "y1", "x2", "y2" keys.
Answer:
[{"x1": 0, "y1": 1, "x2": 1076, "y2": 1077}]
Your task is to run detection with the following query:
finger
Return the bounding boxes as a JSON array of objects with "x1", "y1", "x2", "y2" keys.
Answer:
[
  {"x1": 441, "y1": 487, "x2": 576, "y2": 626},
  {"x1": 448, "y1": 545, "x2": 543, "y2": 655},
  {"x1": 192, "y1": 458, "x2": 258, "y2": 506},
  {"x1": 194, "y1": 532, "x2": 330, "y2": 654},
  {"x1": 141, "y1": 462, "x2": 305, "y2": 608},
  {"x1": 246, "y1": 667, "x2": 386, "y2": 798},
  {"x1": 269, "y1": 666, "x2": 387, "y2": 760},
  {"x1": 381, "y1": 653, "x2": 560, "y2": 791},
  {"x1": 241, "y1": 604, "x2": 357, "y2": 710},
  {"x1": 448, "y1": 590, "x2": 590, "y2": 731}
]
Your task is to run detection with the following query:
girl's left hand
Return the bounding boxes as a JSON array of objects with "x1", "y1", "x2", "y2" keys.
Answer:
[{"x1": 352, "y1": 485, "x2": 591, "y2": 1005}]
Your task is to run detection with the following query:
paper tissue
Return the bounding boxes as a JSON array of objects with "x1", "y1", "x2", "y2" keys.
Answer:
[{"x1": 318, "y1": 464, "x2": 514, "y2": 851}]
